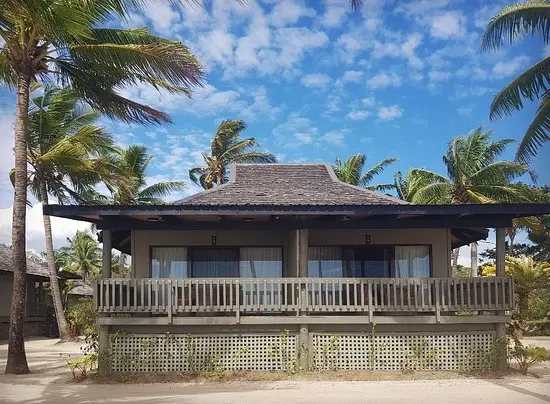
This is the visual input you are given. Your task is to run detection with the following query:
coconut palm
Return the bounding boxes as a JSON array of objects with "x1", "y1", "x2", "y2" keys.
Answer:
[
  {"x1": 410, "y1": 127, "x2": 536, "y2": 276},
  {"x1": 482, "y1": 256, "x2": 550, "y2": 319},
  {"x1": 190, "y1": 120, "x2": 277, "y2": 189},
  {"x1": 62, "y1": 231, "x2": 102, "y2": 282},
  {"x1": 481, "y1": 0, "x2": 550, "y2": 162},
  {"x1": 333, "y1": 154, "x2": 397, "y2": 191},
  {"x1": 12, "y1": 84, "x2": 122, "y2": 342},
  {"x1": 1, "y1": 0, "x2": 204, "y2": 374},
  {"x1": 106, "y1": 145, "x2": 186, "y2": 204}
]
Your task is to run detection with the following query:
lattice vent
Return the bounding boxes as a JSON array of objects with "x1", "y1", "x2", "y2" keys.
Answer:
[
  {"x1": 110, "y1": 333, "x2": 297, "y2": 373},
  {"x1": 311, "y1": 332, "x2": 495, "y2": 371}
]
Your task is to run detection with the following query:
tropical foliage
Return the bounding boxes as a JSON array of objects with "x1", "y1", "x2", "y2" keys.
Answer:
[
  {"x1": 190, "y1": 120, "x2": 277, "y2": 189},
  {"x1": 333, "y1": 153, "x2": 397, "y2": 191},
  {"x1": 483, "y1": 256, "x2": 550, "y2": 320},
  {"x1": 58, "y1": 231, "x2": 102, "y2": 281},
  {"x1": 107, "y1": 145, "x2": 186, "y2": 204},
  {"x1": 13, "y1": 84, "x2": 120, "y2": 342},
  {"x1": 408, "y1": 127, "x2": 532, "y2": 205},
  {"x1": 481, "y1": 0, "x2": 550, "y2": 161},
  {"x1": 1, "y1": 0, "x2": 205, "y2": 373}
]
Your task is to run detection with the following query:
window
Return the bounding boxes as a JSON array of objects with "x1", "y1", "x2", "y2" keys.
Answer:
[
  {"x1": 395, "y1": 245, "x2": 431, "y2": 278},
  {"x1": 240, "y1": 247, "x2": 283, "y2": 278},
  {"x1": 151, "y1": 247, "x2": 187, "y2": 278},
  {"x1": 190, "y1": 248, "x2": 238, "y2": 278},
  {"x1": 308, "y1": 246, "x2": 344, "y2": 277},
  {"x1": 308, "y1": 245, "x2": 431, "y2": 278},
  {"x1": 347, "y1": 246, "x2": 391, "y2": 277}
]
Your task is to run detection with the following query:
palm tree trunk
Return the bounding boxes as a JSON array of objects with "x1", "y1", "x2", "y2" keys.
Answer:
[
  {"x1": 470, "y1": 242, "x2": 478, "y2": 277},
  {"x1": 120, "y1": 253, "x2": 127, "y2": 277},
  {"x1": 451, "y1": 247, "x2": 460, "y2": 276},
  {"x1": 6, "y1": 74, "x2": 31, "y2": 374},
  {"x1": 39, "y1": 182, "x2": 74, "y2": 341}
]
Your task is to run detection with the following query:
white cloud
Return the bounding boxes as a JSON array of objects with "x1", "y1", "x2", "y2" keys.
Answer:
[
  {"x1": 301, "y1": 73, "x2": 332, "y2": 88},
  {"x1": 453, "y1": 85, "x2": 494, "y2": 100},
  {"x1": 144, "y1": 3, "x2": 181, "y2": 34},
  {"x1": 347, "y1": 110, "x2": 371, "y2": 121},
  {"x1": 371, "y1": 33, "x2": 425, "y2": 69},
  {"x1": 272, "y1": 113, "x2": 319, "y2": 149},
  {"x1": 378, "y1": 105, "x2": 403, "y2": 121},
  {"x1": 0, "y1": 204, "x2": 90, "y2": 252},
  {"x1": 457, "y1": 105, "x2": 474, "y2": 116},
  {"x1": 362, "y1": 97, "x2": 376, "y2": 107},
  {"x1": 270, "y1": 0, "x2": 316, "y2": 27},
  {"x1": 320, "y1": 0, "x2": 348, "y2": 27},
  {"x1": 492, "y1": 55, "x2": 530, "y2": 77},
  {"x1": 430, "y1": 11, "x2": 465, "y2": 39},
  {"x1": 341, "y1": 70, "x2": 365, "y2": 83},
  {"x1": 367, "y1": 72, "x2": 402, "y2": 89},
  {"x1": 321, "y1": 131, "x2": 345, "y2": 145},
  {"x1": 428, "y1": 70, "x2": 451, "y2": 82}
]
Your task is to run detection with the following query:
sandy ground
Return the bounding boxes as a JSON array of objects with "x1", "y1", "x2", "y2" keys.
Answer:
[{"x1": 0, "y1": 337, "x2": 549, "y2": 404}]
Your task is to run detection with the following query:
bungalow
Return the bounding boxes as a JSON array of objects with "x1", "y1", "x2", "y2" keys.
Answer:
[
  {"x1": 44, "y1": 164, "x2": 550, "y2": 373},
  {"x1": 0, "y1": 244, "x2": 82, "y2": 339}
]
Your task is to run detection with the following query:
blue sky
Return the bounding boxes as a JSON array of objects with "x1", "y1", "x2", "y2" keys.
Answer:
[{"x1": 0, "y1": 0, "x2": 548, "y2": 252}]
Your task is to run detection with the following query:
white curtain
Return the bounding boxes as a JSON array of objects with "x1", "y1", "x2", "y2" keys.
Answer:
[
  {"x1": 240, "y1": 247, "x2": 282, "y2": 278},
  {"x1": 395, "y1": 246, "x2": 430, "y2": 278},
  {"x1": 151, "y1": 247, "x2": 187, "y2": 278},
  {"x1": 308, "y1": 246, "x2": 343, "y2": 277}
]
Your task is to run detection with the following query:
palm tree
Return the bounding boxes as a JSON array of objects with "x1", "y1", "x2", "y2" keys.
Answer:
[
  {"x1": 1, "y1": 1, "x2": 204, "y2": 373},
  {"x1": 12, "y1": 84, "x2": 121, "y2": 342},
  {"x1": 107, "y1": 145, "x2": 186, "y2": 204},
  {"x1": 483, "y1": 256, "x2": 550, "y2": 320},
  {"x1": 333, "y1": 154, "x2": 397, "y2": 191},
  {"x1": 190, "y1": 120, "x2": 277, "y2": 189},
  {"x1": 62, "y1": 231, "x2": 102, "y2": 281},
  {"x1": 410, "y1": 127, "x2": 535, "y2": 277},
  {"x1": 481, "y1": 0, "x2": 550, "y2": 162}
]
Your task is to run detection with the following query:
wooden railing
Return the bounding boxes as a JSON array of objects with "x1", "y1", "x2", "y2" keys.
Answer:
[{"x1": 95, "y1": 277, "x2": 514, "y2": 317}]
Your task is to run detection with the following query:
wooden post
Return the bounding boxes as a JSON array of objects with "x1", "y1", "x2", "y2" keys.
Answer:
[
  {"x1": 299, "y1": 324, "x2": 309, "y2": 370},
  {"x1": 495, "y1": 227, "x2": 507, "y2": 371},
  {"x1": 98, "y1": 230, "x2": 112, "y2": 375}
]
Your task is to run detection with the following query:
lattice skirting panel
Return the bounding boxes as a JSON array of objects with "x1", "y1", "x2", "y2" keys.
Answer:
[
  {"x1": 110, "y1": 333, "x2": 297, "y2": 372},
  {"x1": 311, "y1": 332, "x2": 495, "y2": 371}
]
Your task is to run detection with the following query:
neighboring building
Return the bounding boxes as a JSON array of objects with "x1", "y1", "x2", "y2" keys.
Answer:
[
  {"x1": 0, "y1": 245, "x2": 50, "y2": 339},
  {"x1": 67, "y1": 281, "x2": 94, "y2": 308},
  {"x1": 45, "y1": 164, "x2": 550, "y2": 373},
  {"x1": 0, "y1": 244, "x2": 81, "y2": 339}
]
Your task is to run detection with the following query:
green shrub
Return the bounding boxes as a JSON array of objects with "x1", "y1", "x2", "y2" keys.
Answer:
[
  {"x1": 67, "y1": 297, "x2": 96, "y2": 336},
  {"x1": 61, "y1": 352, "x2": 98, "y2": 378},
  {"x1": 509, "y1": 340, "x2": 550, "y2": 374}
]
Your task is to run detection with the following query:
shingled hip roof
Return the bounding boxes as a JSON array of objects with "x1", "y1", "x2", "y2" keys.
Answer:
[{"x1": 178, "y1": 164, "x2": 406, "y2": 206}]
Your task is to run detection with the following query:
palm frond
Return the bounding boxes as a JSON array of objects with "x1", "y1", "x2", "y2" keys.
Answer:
[
  {"x1": 470, "y1": 161, "x2": 529, "y2": 184},
  {"x1": 137, "y1": 181, "x2": 186, "y2": 203},
  {"x1": 229, "y1": 151, "x2": 277, "y2": 164},
  {"x1": 366, "y1": 183, "x2": 396, "y2": 192},
  {"x1": 360, "y1": 157, "x2": 397, "y2": 186},
  {"x1": 412, "y1": 182, "x2": 454, "y2": 204},
  {"x1": 490, "y1": 56, "x2": 550, "y2": 120},
  {"x1": 516, "y1": 90, "x2": 550, "y2": 162},
  {"x1": 481, "y1": 0, "x2": 550, "y2": 51}
]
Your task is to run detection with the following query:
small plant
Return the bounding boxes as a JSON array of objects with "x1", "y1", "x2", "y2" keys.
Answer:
[
  {"x1": 509, "y1": 340, "x2": 550, "y2": 374},
  {"x1": 62, "y1": 352, "x2": 98, "y2": 378}
]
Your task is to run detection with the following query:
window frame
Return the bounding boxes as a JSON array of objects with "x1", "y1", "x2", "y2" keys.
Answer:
[
  {"x1": 149, "y1": 245, "x2": 285, "y2": 278},
  {"x1": 308, "y1": 244, "x2": 433, "y2": 278}
]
